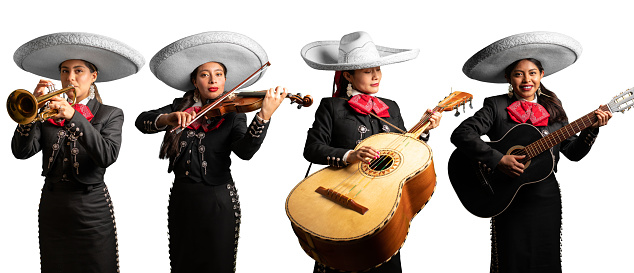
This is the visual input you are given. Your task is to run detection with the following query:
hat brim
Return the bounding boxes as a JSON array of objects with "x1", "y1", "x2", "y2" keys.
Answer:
[
  {"x1": 463, "y1": 31, "x2": 582, "y2": 83},
  {"x1": 14, "y1": 32, "x2": 145, "y2": 82},
  {"x1": 150, "y1": 31, "x2": 268, "y2": 92},
  {"x1": 300, "y1": 40, "x2": 419, "y2": 71}
]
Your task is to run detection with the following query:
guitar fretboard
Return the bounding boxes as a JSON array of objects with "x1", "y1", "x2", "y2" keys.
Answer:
[{"x1": 523, "y1": 105, "x2": 608, "y2": 159}]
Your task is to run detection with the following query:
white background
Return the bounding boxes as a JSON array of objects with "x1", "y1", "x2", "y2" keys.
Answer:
[{"x1": 1, "y1": 0, "x2": 633, "y2": 272}]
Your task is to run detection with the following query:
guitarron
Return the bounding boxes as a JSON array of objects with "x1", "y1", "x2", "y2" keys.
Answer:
[
  {"x1": 286, "y1": 91, "x2": 473, "y2": 271},
  {"x1": 448, "y1": 89, "x2": 633, "y2": 218}
]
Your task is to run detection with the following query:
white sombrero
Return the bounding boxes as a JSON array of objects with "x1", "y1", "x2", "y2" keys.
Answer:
[
  {"x1": 150, "y1": 31, "x2": 268, "y2": 92},
  {"x1": 14, "y1": 32, "x2": 145, "y2": 82},
  {"x1": 463, "y1": 31, "x2": 582, "y2": 83},
  {"x1": 301, "y1": 31, "x2": 419, "y2": 71}
]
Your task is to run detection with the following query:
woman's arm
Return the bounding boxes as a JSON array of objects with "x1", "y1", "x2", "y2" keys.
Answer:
[
  {"x1": 67, "y1": 105, "x2": 123, "y2": 168},
  {"x1": 11, "y1": 122, "x2": 42, "y2": 159},
  {"x1": 450, "y1": 97, "x2": 505, "y2": 170},
  {"x1": 304, "y1": 99, "x2": 350, "y2": 167}
]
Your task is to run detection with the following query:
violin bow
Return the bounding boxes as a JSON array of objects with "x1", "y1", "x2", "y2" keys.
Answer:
[{"x1": 171, "y1": 62, "x2": 271, "y2": 134}]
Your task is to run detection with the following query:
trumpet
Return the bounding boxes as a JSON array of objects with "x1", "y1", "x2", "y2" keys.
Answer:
[{"x1": 7, "y1": 86, "x2": 77, "y2": 124}]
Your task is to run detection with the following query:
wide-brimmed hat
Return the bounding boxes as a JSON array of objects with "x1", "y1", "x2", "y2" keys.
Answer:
[
  {"x1": 14, "y1": 32, "x2": 145, "y2": 82},
  {"x1": 463, "y1": 31, "x2": 582, "y2": 83},
  {"x1": 301, "y1": 31, "x2": 419, "y2": 71},
  {"x1": 150, "y1": 31, "x2": 268, "y2": 92}
]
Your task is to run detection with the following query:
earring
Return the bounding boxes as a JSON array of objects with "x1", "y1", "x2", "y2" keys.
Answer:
[
  {"x1": 88, "y1": 84, "x2": 96, "y2": 99},
  {"x1": 507, "y1": 84, "x2": 514, "y2": 98},
  {"x1": 193, "y1": 89, "x2": 201, "y2": 103},
  {"x1": 346, "y1": 83, "x2": 353, "y2": 97},
  {"x1": 536, "y1": 86, "x2": 543, "y2": 96}
]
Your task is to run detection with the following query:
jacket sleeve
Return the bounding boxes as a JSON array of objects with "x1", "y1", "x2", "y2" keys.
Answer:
[
  {"x1": 229, "y1": 113, "x2": 269, "y2": 160},
  {"x1": 304, "y1": 99, "x2": 350, "y2": 167},
  {"x1": 450, "y1": 97, "x2": 505, "y2": 169},
  {"x1": 135, "y1": 99, "x2": 179, "y2": 134},
  {"x1": 66, "y1": 106, "x2": 123, "y2": 168},
  {"x1": 559, "y1": 126, "x2": 598, "y2": 162},
  {"x1": 11, "y1": 122, "x2": 42, "y2": 159}
]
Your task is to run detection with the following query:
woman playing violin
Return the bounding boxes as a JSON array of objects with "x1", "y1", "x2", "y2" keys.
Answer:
[
  {"x1": 300, "y1": 31, "x2": 442, "y2": 273},
  {"x1": 451, "y1": 32, "x2": 612, "y2": 273},
  {"x1": 11, "y1": 32, "x2": 144, "y2": 273},
  {"x1": 135, "y1": 31, "x2": 287, "y2": 273}
]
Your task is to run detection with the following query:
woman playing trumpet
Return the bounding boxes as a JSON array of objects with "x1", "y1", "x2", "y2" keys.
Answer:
[{"x1": 11, "y1": 32, "x2": 144, "y2": 273}]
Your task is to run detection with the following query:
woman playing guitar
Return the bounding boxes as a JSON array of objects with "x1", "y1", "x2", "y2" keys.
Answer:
[
  {"x1": 301, "y1": 31, "x2": 442, "y2": 273},
  {"x1": 450, "y1": 31, "x2": 612, "y2": 273}
]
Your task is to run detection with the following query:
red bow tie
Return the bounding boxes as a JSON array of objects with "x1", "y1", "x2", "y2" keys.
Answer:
[
  {"x1": 48, "y1": 104, "x2": 93, "y2": 126},
  {"x1": 183, "y1": 106, "x2": 224, "y2": 132},
  {"x1": 348, "y1": 94, "x2": 390, "y2": 117},
  {"x1": 506, "y1": 100, "x2": 550, "y2": 127}
]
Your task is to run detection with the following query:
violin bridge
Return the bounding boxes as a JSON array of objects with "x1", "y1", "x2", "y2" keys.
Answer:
[{"x1": 315, "y1": 186, "x2": 369, "y2": 215}]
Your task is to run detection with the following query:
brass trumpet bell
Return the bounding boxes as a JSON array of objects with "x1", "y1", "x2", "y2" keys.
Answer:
[{"x1": 6, "y1": 86, "x2": 76, "y2": 124}]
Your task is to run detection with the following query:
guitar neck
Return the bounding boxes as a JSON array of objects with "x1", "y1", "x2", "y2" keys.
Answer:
[
  {"x1": 407, "y1": 106, "x2": 443, "y2": 137},
  {"x1": 524, "y1": 104, "x2": 608, "y2": 159}
]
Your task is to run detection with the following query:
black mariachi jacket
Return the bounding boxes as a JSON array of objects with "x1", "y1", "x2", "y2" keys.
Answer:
[
  {"x1": 12, "y1": 99, "x2": 124, "y2": 185},
  {"x1": 304, "y1": 96, "x2": 429, "y2": 168},
  {"x1": 135, "y1": 97, "x2": 269, "y2": 185},
  {"x1": 450, "y1": 94, "x2": 598, "y2": 173}
]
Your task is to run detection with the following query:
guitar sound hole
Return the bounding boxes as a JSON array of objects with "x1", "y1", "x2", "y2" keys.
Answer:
[{"x1": 370, "y1": 155, "x2": 393, "y2": 171}]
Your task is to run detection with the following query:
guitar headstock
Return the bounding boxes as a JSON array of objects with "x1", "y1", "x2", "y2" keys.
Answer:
[
  {"x1": 607, "y1": 88, "x2": 634, "y2": 113},
  {"x1": 438, "y1": 91, "x2": 474, "y2": 116}
]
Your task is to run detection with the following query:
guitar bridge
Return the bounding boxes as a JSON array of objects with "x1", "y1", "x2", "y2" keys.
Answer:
[{"x1": 315, "y1": 186, "x2": 369, "y2": 215}]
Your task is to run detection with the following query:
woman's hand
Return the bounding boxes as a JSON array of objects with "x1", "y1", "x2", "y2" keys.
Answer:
[
  {"x1": 347, "y1": 146, "x2": 380, "y2": 164},
  {"x1": 590, "y1": 106, "x2": 612, "y2": 129},
  {"x1": 258, "y1": 86, "x2": 288, "y2": 120},
  {"x1": 158, "y1": 111, "x2": 197, "y2": 129},
  {"x1": 33, "y1": 79, "x2": 53, "y2": 98},
  {"x1": 47, "y1": 95, "x2": 75, "y2": 120},
  {"x1": 424, "y1": 109, "x2": 443, "y2": 134},
  {"x1": 497, "y1": 154, "x2": 526, "y2": 177}
]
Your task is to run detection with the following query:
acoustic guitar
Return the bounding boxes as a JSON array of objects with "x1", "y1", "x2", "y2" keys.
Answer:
[
  {"x1": 448, "y1": 89, "x2": 634, "y2": 218},
  {"x1": 286, "y1": 91, "x2": 473, "y2": 272}
]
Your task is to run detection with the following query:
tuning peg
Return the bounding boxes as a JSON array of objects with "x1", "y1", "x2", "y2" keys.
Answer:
[
  {"x1": 454, "y1": 108, "x2": 460, "y2": 117},
  {"x1": 297, "y1": 105, "x2": 302, "y2": 109},
  {"x1": 469, "y1": 100, "x2": 473, "y2": 109},
  {"x1": 462, "y1": 102, "x2": 466, "y2": 112}
]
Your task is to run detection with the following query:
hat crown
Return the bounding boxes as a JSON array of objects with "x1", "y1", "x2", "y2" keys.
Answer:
[{"x1": 338, "y1": 32, "x2": 381, "y2": 65}]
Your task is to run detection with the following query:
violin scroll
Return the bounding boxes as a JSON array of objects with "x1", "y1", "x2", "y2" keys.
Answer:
[{"x1": 288, "y1": 93, "x2": 313, "y2": 109}]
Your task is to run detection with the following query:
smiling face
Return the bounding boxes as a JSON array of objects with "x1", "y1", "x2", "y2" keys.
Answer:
[
  {"x1": 506, "y1": 59, "x2": 544, "y2": 101},
  {"x1": 59, "y1": 59, "x2": 98, "y2": 102},
  {"x1": 344, "y1": 66, "x2": 382, "y2": 95},
  {"x1": 192, "y1": 62, "x2": 226, "y2": 100}
]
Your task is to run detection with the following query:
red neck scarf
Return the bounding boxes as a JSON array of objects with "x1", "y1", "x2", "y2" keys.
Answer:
[
  {"x1": 183, "y1": 106, "x2": 224, "y2": 132},
  {"x1": 48, "y1": 104, "x2": 93, "y2": 126},
  {"x1": 506, "y1": 100, "x2": 550, "y2": 126},
  {"x1": 348, "y1": 94, "x2": 390, "y2": 117}
]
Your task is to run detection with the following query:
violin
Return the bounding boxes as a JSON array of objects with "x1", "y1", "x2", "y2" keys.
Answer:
[
  {"x1": 203, "y1": 90, "x2": 313, "y2": 117},
  {"x1": 171, "y1": 61, "x2": 312, "y2": 134}
]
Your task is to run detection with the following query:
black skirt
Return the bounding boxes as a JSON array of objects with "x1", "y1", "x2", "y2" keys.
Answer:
[
  {"x1": 490, "y1": 177, "x2": 562, "y2": 273},
  {"x1": 168, "y1": 178, "x2": 241, "y2": 273},
  {"x1": 39, "y1": 181, "x2": 119, "y2": 273}
]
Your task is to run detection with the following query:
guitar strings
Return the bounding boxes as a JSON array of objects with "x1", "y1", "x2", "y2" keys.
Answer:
[
  {"x1": 338, "y1": 108, "x2": 440, "y2": 200},
  {"x1": 327, "y1": 105, "x2": 443, "y2": 203}
]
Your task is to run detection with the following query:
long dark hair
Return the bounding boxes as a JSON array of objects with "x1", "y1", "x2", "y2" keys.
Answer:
[
  {"x1": 504, "y1": 58, "x2": 568, "y2": 124},
  {"x1": 158, "y1": 62, "x2": 228, "y2": 160},
  {"x1": 58, "y1": 60, "x2": 103, "y2": 103}
]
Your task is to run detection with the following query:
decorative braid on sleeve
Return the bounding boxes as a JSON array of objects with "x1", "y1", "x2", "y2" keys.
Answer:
[
  {"x1": 248, "y1": 119, "x2": 266, "y2": 138},
  {"x1": 16, "y1": 123, "x2": 34, "y2": 136},
  {"x1": 326, "y1": 156, "x2": 348, "y2": 168}
]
